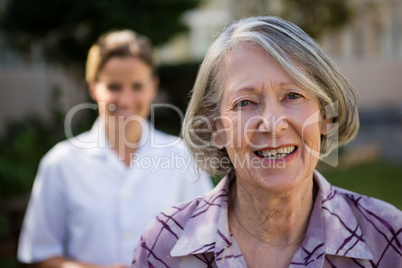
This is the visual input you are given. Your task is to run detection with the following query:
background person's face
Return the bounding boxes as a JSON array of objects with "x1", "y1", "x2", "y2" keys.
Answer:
[
  {"x1": 89, "y1": 56, "x2": 157, "y2": 129},
  {"x1": 215, "y1": 45, "x2": 326, "y2": 193}
]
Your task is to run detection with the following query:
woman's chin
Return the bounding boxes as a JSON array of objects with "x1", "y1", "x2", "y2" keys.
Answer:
[{"x1": 255, "y1": 171, "x2": 305, "y2": 192}]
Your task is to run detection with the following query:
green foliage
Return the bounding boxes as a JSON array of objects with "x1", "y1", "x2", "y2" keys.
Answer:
[
  {"x1": 0, "y1": 0, "x2": 201, "y2": 73},
  {"x1": 157, "y1": 61, "x2": 201, "y2": 111},
  {"x1": 280, "y1": 0, "x2": 355, "y2": 38},
  {"x1": 318, "y1": 161, "x2": 402, "y2": 210},
  {"x1": 0, "y1": 87, "x2": 94, "y2": 198},
  {"x1": 0, "y1": 256, "x2": 18, "y2": 268},
  {"x1": 150, "y1": 61, "x2": 201, "y2": 136}
]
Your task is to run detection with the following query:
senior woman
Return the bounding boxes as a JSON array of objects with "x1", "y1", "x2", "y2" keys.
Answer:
[{"x1": 132, "y1": 16, "x2": 402, "y2": 267}]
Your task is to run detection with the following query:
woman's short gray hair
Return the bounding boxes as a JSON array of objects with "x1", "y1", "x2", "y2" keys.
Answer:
[{"x1": 182, "y1": 16, "x2": 359, "y2": 176}]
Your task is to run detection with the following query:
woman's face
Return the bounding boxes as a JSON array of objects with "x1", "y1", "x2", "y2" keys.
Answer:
[
  {"x1": 215, "y1": 45, "x2": 327, "y2": 193},
  {"x1": 89, "y1": 56, "x2": 157, "y2": 128}
]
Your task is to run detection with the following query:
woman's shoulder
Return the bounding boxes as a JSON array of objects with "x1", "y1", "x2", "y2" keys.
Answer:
[
  {"x1": 144, "y1": 193, "x2": 209, "y2": 235},
  {"x1": 133, "y1": 182, "x2": 228, "y2": 267},
  {"x1": 335, "y1": 185, "x2": 401, "y2": 217},
  {"x1": 332, "y1": 185, "x2": 402, "y2": 251},
  {"x1": 331, "y1": 187, "x2": 402, "y2": 265},
  {"x1": 136, "y1": 197, "x2": 202, "y2": 254},
  {"x1": 313, "y1": 171, "x2": 401, "y2": 266},
  {"x1": 135, "y1": 180, "x2": 226, "y2": 258},
  {"x1": 40, "y1": 130, "x2": 93, "y2": 166},
  {"x1": 150, "y1": 128, "x2": 186, "y2": 150},
  {"x1": 315, "y1": 170, "x2": 401, "y2": 238},
  {"x1": 315, "y1": 170, "x2": 401, "y2": 222}
]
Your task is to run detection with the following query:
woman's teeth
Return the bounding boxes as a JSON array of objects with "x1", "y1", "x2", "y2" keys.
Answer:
[{"x1": 256, "y1": 146, "x2": 296, "y2": 159}]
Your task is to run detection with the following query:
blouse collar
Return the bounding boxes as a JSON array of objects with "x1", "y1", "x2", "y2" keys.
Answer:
[{"x1": 169, "y1": 170, "x2": 374, "y2": 266}]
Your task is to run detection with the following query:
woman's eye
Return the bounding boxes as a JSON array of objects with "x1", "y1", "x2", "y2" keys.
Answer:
[
  {"x1": 107, "y1": 83, "x2": 122, "y2": 92},
  {"x1": 236, "y1": 100, "x2": 250, "y2": 107},
  {"x1": 132, "y1": 83, "x2": 144, "y2": 91},
  {"x1": 287, "y1": 92, "x2": 302, "y2": 100}
]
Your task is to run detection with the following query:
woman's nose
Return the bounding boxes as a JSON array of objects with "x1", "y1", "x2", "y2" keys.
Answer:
[
  {"x1": 117, "y1": 87, "x2": 136, "y2": 106},
  {"x1": 258, "y1": 102, "x2": 288, "y2": 136}
]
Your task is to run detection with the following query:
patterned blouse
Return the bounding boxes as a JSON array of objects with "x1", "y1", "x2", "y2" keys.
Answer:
[{"x1": 132, "y1": 170, "x2": 402, "y2": 267}]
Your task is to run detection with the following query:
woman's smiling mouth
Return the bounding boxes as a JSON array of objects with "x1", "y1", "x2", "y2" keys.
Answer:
[{"x1": 255, "y1": 146, "x2": 297, "y2": 160}]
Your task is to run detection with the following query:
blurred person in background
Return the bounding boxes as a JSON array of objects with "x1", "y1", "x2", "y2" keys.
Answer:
[
  {"x1": 132, "y1": 16, "x2": 402, "y2": 267},
  {"x1": 17, "y1": 30, "x2": 213, "y2": 268}
]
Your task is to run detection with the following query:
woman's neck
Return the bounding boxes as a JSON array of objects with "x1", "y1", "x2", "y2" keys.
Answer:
[
  {"x1": 105, "y1": 120, "x2": 144, "y2": 166},
  {"x1": 228, "y1": 174, "x2": 316, "y2": 246}
]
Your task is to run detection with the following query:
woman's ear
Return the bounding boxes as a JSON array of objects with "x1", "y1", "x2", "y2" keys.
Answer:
[
  {"x1": 151, "y1": 76, "x2": 159, "y2": 100},
  {"x1": 211, "y1": 117, "x2": 226, "y2": 150},
  {"x1": 88, "y1": 82, "x2": 98, "y2": 102},
  {"x1": 320, "y1": 117, "x2": 333, "y2": 136}
]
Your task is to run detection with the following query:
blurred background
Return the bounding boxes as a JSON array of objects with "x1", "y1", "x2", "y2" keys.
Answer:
[{"x1": 0, "y1": 0, "x2": 401, "y2": 266}]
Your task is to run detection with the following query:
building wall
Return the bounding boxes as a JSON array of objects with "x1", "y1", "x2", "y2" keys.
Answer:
[
  {"x1": 0, "y1": 65, "x2": 87, "y2": 133},
  {"x1": 169, "y1": 0, "x2": 402, "y2": 110},
  {"x1": 0, "y1": 35, "x2": 88, "y2": 134},
  {"x1": 318, "y1": 0, "x2": 402, "y2": 109}
]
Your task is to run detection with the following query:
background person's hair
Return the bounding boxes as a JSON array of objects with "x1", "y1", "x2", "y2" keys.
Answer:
[
  {"x1": 86, "y1": 30, "x2": 155, "y2": 83},
  {"x1": 183, "y1": 16, "x2": 359, "y2": 176}
]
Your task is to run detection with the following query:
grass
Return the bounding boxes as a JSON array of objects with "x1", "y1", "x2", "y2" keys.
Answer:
[
  {"x1": 317, "y1": 160, "x2": 402, "y2": 210},
  {"x1": 0, "y1": 215, "x2": 10, "y2": 238},
  {"x1": 0, "y1": 256, "x2": 18, "y2": 268},
  {"x1": 0, "y1": 215, "x2": 19, "y2": 268}
]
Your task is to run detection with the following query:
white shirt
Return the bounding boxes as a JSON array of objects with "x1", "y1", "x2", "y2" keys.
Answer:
[{"x1": 17, "y1": 119, "x2": 213, "y2": 266}]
